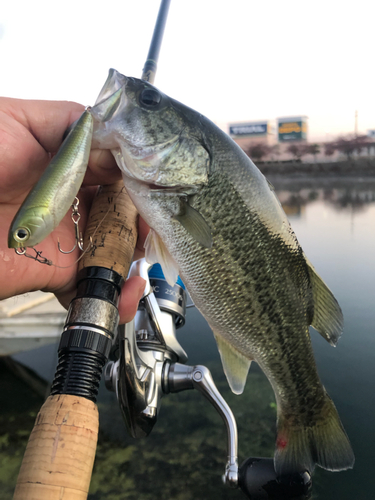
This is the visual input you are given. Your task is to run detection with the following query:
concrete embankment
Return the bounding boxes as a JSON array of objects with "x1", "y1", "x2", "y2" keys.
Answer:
[{"x1": 256, "y1": 158, "x2": 375, "y2": 177}]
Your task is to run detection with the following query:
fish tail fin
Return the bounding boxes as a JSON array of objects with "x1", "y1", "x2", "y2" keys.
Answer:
[{"x1": 274, "y1": 392, "x2": 354, "y2": 475}]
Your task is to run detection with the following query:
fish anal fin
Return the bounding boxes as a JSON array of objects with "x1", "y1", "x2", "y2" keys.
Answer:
[
  {"x1": 214, "y1": 333, "x2": 252, "y2": 395},
  {"x1": 174, "y1": 200, "x2": 212, "y2": 248},
  {"x1": 305, "y1": 256, "x2": 344, "y2": 346},
  {"x1": 144, "y1": 229, "x2": 179, "y2": 286}
]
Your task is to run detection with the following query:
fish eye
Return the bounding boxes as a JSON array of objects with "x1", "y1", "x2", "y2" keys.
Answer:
[
  {"x1": 14, "y1": 227, "x2": 30, "y2": 242},
  {"x1": 139, "y1": 88, "x2": 162, "y2": 107}
]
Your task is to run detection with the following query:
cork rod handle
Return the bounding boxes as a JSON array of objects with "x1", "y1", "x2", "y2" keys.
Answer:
[
  {"x1": 78, "y1": 180, "x2": 138, "y2": 275},
  {"x1": 13, "y1": 184, "x2": 138, "y2": 500},
  {"x1": 13, "y1": 395, "x2": 98, "y2": 500}
]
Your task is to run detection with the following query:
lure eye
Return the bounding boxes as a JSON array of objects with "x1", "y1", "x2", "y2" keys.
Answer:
[
  {"x1": 140, "y1": 88, "x2": 162, "y2": 107},
  {"x1": 14, "y1": 227, "x2": 30, "y2": 243}
]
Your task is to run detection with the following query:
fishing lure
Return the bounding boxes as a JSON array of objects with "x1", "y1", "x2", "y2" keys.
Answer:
[{"x1": 8, "y1": 108, "x2": 93, "y2": 251}]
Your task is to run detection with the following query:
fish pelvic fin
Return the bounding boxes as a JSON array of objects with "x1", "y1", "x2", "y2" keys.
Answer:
[
  {"x1": 144, "y1": 229, "x2": 179, "y2": 286},
  {"x1": 274, "y1": 392, "x2": 354, "y2": 476},
  {"x1": 214, "y1": 333, "x2": 252, "y2": 395},
  {"x1": 306, "y1": 256, "x2": 344, "y2": 346}
]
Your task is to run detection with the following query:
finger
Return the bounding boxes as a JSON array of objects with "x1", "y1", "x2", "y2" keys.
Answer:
[
  {"x1": 83, "y1": 149, "x2": 122, "y2": 186},
  {"x1": 0, "y1": 97, "x2": 85, "y2": 153},
  {"x1": 5, "y1": 98, "x2": 123, "y2": 187},
  {"x1": 118, "y1": 276, "x2": 146, "y2": 324}
]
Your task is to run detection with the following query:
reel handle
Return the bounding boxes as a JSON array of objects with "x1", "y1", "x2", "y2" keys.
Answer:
[{"x1": 238, "y1": 457, "x2": 312, "y2": 500}]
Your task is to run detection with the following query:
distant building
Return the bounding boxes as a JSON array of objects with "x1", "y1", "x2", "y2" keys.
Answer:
[
  {"x1": 277, "y1": 116, "x2": 308, "y2": 142},
  {"x1": 228, "y1": 120, "x2": 275, "y2": 150}
]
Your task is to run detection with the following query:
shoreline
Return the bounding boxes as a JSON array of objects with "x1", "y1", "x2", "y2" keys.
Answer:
[{"x1": 255, "y1": 158, "x2": 375, "y2": 177}]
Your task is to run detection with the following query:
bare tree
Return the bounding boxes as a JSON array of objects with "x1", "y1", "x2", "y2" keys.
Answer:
[
  {"x1": 334, "y1": 137, "x2": 356, "y2": 160},
  {"x1": 334, "y1": 135, "x2": 368, "y2": 160},
  {"x1": 324, "y1": 142, "x2": 336, "y2": 157},
  {"x1": 245, "y1": 142, "x2": 271, "y2": 161},
  {"x1": 304, "y1": 143, "x2": 320, "y2": 161},
  {"x1": 269, "y1": 144, "x2": 281, "y2": 160},
  {"x1": 286, "y1": 143, "x2": 306, "y2": 161},
  {"x1": 324, "y1": 134, "x2": 371, "y2": 159}
]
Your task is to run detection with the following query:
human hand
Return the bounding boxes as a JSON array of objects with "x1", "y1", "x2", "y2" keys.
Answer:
[{"x1": 0, "y1": 97, "x2": 148, "y2": 323}]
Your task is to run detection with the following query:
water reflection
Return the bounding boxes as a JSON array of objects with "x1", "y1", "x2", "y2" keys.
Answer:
[
  {"x1": 271, "y1": 176, "x2": 375, "y2": 500},
  {"x1": 86, "y1": 177, "x2": 375, "y2": 499},
  {"x1": 271, "y1": 177, "x2": 375, "y2": 216},
  {"x1": 1, "y1": 176, "x2": 374, "y2": 500}
]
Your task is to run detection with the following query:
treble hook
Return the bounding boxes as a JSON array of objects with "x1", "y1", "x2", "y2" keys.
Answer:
[{"x1": 57, "y1": 197, "x2": 85, "y2": 254}]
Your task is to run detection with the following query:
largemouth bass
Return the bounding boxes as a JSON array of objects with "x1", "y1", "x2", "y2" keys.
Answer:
[
  {"x1": 91, "y1": 69, "x2": 354, "y2": 475},
  {"x1": 8, "y1": 108, "x2": 93, "y2": 249}
]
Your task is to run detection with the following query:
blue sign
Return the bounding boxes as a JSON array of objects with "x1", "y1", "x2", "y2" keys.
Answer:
[{"x1": 229, "y1": 122, "x2": 268, "y2": 136}]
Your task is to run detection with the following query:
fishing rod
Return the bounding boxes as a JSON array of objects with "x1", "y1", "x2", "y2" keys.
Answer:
[
  {"x1": 12, "y1": 2, "x2": 170, "y2": 499},
  {"x1": 13, "y1": 1, "x2": 311, "y2": 498}
]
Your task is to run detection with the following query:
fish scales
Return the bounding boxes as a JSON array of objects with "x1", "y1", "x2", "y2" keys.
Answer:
[
  {"x1": 90, "y1": 70, "x2": 354, "y2": 475},
  {"x1": 159, "y1": 169, "x2": 323, "y2": 416}
]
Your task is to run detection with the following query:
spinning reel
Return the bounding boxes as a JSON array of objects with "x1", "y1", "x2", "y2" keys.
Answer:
[{"x1": 104, "y1": 259, "x2": 312, "y2": 500}]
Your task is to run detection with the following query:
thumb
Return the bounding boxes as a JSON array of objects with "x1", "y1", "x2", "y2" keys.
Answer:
[{"x1": 118, "y1": 276, "x2": 146, "y2": 324}]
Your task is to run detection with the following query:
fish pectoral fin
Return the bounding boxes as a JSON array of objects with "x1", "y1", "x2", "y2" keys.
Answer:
[
  {"x1": 214, "y1": 333, "x2": 252, "y2": 395},
  {"x1": 306, "y1": 256, "x2": 344, "y2": 346},
  {"x1": 144, "y1": 229, "x2": 180, "y2": 286},
  {"x1": 174, "y1": 200, "x2": 212, "y2": 248}
]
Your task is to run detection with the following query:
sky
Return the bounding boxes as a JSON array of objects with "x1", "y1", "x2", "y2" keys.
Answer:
[{"x1": 1, "y1": 0, "x2": 374, "y2": 142}]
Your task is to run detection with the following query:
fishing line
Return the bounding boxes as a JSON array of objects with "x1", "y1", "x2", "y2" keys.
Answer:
[
  {"x1": 51, "y1": 187, "x2": 128, "y2": 269},
  {"x1": 15, "y1": 187, "x2": 129, "y2": 269}
]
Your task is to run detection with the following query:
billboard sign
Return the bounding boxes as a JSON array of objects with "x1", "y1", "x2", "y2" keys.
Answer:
[
  {"x1": 278, "y1": 119, "x2": 307, "y2": 142},
  {"x1": 229, "y1": 122, "x2": 268, "y2": 137}
]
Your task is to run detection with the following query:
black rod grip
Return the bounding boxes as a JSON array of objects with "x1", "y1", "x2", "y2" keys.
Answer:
[{"x1": 50, "y1": 269, "x2": 122, "y2": 402}]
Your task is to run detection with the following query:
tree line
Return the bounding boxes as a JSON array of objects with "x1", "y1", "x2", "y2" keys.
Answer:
[{"x1": 245, "y1": 134, "x2": 373, "y2": 162}]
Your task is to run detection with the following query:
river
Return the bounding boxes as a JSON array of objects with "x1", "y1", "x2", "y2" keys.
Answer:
[{"x1": 0, "y1": 176, "x2": 374, "y2": 500}]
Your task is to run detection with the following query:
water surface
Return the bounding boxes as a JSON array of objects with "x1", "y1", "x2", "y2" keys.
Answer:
[{"x1": 1, "y1": 177, "x2": 374, "y2": 500}]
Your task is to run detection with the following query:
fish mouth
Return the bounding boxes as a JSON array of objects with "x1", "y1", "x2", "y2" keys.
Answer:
[
  {"x1": 91, "y1": 69, "x2": 130, "y2": 124},
  {"x1": 146, "y1": 181, "x2": 198, "y2": 197},
  {"x1": 95, "y1": 69, "x2": 129, "y2": 107},
  {"x1": 148, "y1": 183, "x2": 176, "y2": 191},
  {"x1": 91, "y1": 85, "x2": 127, "y2": 124},
  {"x1": 127, "y1": 176, "x2": 195, "y2": 195}
]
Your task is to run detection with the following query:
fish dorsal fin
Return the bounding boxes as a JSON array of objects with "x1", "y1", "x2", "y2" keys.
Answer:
[
  {"x1": 214, "y1": 333, "x2": 252, "y2": 395},
  {"x1": 305, "y1": 256, "x2": 344, "y2": 346},
  {"x1": 144, "y1": 229, "x2": 179, "y2": 286},
  {"x1": 174, "y1": 200, "x2": 212, "y2": 248}
]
